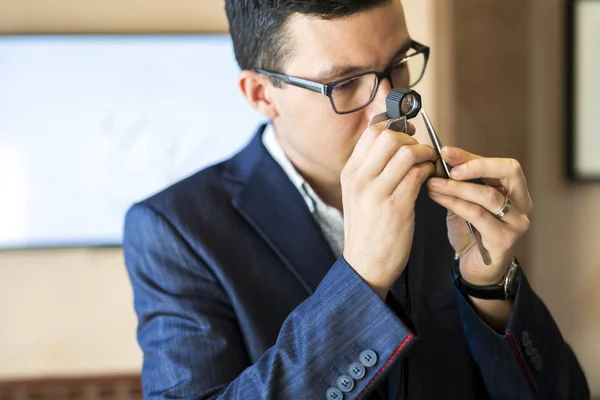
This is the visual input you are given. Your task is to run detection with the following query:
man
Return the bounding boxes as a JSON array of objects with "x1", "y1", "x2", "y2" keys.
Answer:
[{"x1": 123, "y1": 0, "x2": 589, "y2": 398}]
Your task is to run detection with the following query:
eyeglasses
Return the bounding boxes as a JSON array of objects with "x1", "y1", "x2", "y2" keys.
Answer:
[{"x1": 254, "y1": 40, "x2": 430, "y2": 115}]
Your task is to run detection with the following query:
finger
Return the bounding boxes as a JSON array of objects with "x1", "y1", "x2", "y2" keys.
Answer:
[
  {"x1": 427, "y1": 178, "x2": 530, "y2": 231},
  {"x1": 441, "y1": 146, "x2": 481, "y2": 165},
  {"x1": 447, "y1": 158, "x2": 533, "y2": 214},
  {"x1": 358, "y1": 128, "x2": 419, "y2": 180},
  {"x1": 377, "y1": 144, "x2": 437, "y2": 195},
  {"x1": 347, "y1": 120, "x2": 390, "y2": 170},
  {"x1": 392, "y1": 161, "x2": 436, "y2": 201},
  {"x1": 428, "y1": 192, "x2": 525, "y2": 251},
  {"x1": 441, "y1": 146, "x2": 500, "y2": 186}
]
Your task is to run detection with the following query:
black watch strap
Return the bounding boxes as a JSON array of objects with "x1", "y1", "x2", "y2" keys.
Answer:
[{"x1": 452, "y1": 258, "x2": 519, "y2": 300}]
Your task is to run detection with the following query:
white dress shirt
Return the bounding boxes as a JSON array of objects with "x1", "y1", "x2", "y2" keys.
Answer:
[{"x1": 262, "y1": 124, "x2": 345, "y2": 258}]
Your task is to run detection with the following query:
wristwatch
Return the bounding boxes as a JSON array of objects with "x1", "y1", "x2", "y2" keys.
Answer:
[{"x1": 452, "y1": 257, "x2": 520, "y2": 300}]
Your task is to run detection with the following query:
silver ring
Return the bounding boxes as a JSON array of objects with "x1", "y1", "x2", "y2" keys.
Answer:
[{"x1": 494, "y1": 196, "x2": 512, "y2": 218}]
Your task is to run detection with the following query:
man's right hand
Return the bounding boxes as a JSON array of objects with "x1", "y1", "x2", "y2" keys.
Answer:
[{"x1": 341, "y1": 121, "x2": 438, "y2": 299}]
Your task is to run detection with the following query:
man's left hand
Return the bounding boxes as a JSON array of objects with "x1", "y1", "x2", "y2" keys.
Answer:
[{"x1": 426, "y1": 146, "x2": 533, "y2": 329}]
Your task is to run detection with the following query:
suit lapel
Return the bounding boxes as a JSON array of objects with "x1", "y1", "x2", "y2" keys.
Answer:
[{"x1": 226, "y1": 126, "x2": 336, "y2": 295}]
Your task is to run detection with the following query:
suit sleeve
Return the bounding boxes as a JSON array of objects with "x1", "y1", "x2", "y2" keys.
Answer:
[
  {"x1": 454, "y1": 269, "x2": 590, "y2": 400},
  {"x1": 123, "y1": 202, "x2": 417, "y2": 400}
]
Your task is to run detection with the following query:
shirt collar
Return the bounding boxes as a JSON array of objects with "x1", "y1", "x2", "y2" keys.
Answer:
[
  {"x1": 262, "y1": 123, "x2": 317, "y2": 212},
  {"x1": 261, "y1": 123, "x2": 345, "y2": 258}
]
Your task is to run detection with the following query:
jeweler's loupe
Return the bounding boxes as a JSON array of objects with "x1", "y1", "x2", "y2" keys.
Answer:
[{"x1": 385, "y1": 88, "x2": 422, "y2": 120}]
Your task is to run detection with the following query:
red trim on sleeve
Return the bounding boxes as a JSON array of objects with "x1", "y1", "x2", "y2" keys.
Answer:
[
  {"x1": 506, "y1": 331, "x2": 537, "y2": 391},
  {"x1": 357, "y1": 333, "x2": 415, "y2": 400}
]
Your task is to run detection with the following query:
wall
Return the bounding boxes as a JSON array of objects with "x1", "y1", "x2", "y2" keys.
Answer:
[
  {"x1": 0, "y1": 0, "x2": 228, "y2": 33},
  {"x1": 0, "y1": 0, "x2": 437, "y2": 380},
  {"x1": 444, "y1": 0, "x2": 600, "y2": 395},
  {"x1": 0, "y1": 248, "x2": 140, "y2": 378},
  {"x1": 529, "y1": 0, "x2": 600, "y2": 394}
]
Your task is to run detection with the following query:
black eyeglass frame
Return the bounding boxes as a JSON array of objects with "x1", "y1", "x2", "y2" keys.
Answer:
[{"x1": 254, "y1": 40, "x2": 430, "y2": 114}]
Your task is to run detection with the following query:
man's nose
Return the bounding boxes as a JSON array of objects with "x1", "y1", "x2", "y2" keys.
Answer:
[{"x1": 365, "y1": 76, "x2": 393, "y2": 119}]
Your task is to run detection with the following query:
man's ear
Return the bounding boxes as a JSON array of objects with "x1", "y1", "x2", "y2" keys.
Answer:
[{"x1": 238, "y1": 70, "x2": 279, "y2": 120}]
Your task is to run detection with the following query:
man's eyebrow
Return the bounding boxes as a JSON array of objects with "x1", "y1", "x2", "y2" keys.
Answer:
[
  {"x1": 315, "y1": 64, "x2": 367, "y2": 83},
  {"x1": 315, "y1": 40, "x2": 413, "y2": 83}
]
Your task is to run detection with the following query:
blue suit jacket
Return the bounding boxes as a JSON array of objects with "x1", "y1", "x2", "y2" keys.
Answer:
[{"x1": 123, "y1": 124, "x2": 589, "y2": 399}]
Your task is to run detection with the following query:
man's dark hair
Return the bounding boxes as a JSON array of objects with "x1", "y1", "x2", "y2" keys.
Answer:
[{"x1": 225, "y1": 0, "x2": 390, "y2": 75}]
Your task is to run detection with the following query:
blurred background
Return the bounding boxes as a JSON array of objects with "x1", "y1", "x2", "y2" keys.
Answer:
[{"x1": 0, "y1": 0, "x2": 598, "y2": 398}]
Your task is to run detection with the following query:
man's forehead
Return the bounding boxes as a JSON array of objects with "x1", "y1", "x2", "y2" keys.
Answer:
[{"x1": 283, "y1": 2, "x2": 409, "y2": 76}]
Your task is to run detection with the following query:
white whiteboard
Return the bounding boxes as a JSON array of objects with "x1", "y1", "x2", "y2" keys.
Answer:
[{"x1": 0, "y1": 35, "x2": 264, "y2": 249}]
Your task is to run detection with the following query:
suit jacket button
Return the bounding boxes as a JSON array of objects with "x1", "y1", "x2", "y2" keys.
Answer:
[
  {"x1": 348, "y1": 362, "x2": 366, "y2": 380},
  {"x1": 525, "y1": 345, "x2": 535, "y2": 357},
  {"x1": 326, "y1": 387, "x2": 343, "y2": 400},
  {"x1": 337, "y1": 375, "x2": 355, "y2": 393},
  {"x1": 532, "y1": 355, "x2": 543, "y2": 372},
  {"x1": 359, "y1": 349, "x2": 378, "y2": 367}
]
